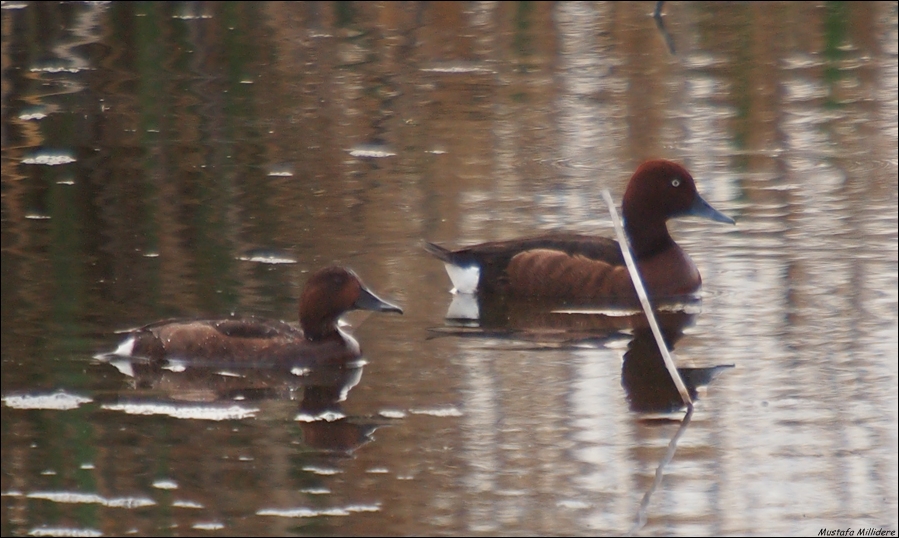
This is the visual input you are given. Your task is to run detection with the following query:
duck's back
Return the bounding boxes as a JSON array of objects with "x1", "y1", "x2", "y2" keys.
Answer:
[{"x1": 425, "y1": 233, "x2": 626, "y2": 298}]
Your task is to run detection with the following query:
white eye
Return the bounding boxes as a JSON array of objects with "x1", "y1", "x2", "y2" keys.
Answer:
[{"x1": 671, "y1": 178, "x2": 681, "y2": 187}]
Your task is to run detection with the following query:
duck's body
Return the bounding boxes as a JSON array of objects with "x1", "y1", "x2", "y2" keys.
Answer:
[
  {"x1": 426, "y1": 160, "x2": 734, "y2": 306},
  {"x1": 113, "y1": 316, "x2": 361, "y2": 366},
  {"x1": 111, "y1": 266, "x2": 402, "y2": 366}
]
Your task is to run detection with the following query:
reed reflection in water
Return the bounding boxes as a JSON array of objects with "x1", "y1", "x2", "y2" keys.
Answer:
[{"x1": 1, "y1": 1, "x2": 896, "y2": 536}]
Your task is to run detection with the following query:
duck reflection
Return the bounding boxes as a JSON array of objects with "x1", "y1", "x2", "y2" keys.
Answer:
[
  {"x1": 99, "y1": 355, "x2": 382, "y2": 454},
  {"x1": 620, "y1": 313, "x2": 733, "y2": 413},
  {"x1": 434, "y1": 295, "x2": 732, "y2": 414}
]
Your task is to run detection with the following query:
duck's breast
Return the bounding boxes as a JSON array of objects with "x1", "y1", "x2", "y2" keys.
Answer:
[{"x1": 636, "y1": 245, "x2": 702, "y2": 298}]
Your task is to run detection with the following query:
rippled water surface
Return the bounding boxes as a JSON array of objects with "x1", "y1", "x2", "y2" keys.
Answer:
[{"x1": 2, "y1": 2, "x2": 897, "y2": 536}]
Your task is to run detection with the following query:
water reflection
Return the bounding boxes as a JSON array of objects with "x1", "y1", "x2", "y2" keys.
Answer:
[
  {"x1": 2, "y1": 1, "x2": 896, "y2": 535},
  {"x1": 621, "y1": 313, "x2": 733, "y2": 414},
  {"x1": 433, "y1": 297, "x2": 733, "y2": 415},
  {"x1": 97, "y1": 348, "x2": 384, "y2": 455},
  {"x1": 435, "y1": 294, "x2": 735, "y2": 534}
]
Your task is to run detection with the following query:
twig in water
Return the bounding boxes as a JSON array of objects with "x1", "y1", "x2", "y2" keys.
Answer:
[
  {"x1": 629, "y1": 406, "x2": 694, "y2": 534},
  {"x1": 601, "y1": 189, "x2": 693, "y2": 410}
]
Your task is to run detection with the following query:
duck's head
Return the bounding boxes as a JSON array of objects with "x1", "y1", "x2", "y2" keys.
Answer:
[
  {"x1": 299, "y1": 266, "x2": 403, "y2": 341},
  {"x1": 623, "y1": 160, "x2": 734, "y2": 225},
  {"x1": 622, "y1": 160, "x2": 734, "y2": 254}
]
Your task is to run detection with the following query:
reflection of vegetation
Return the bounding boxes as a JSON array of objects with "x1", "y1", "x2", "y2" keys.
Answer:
[
  {"x1": 514, "y1": 1, "x2": 534, "y2": 63},
  {"x1": 630, "y1": 406, "x2": 694, "y2": 534},
  {"x1": 730, "y1": 2, "x2": 752, "y2": 152},
  {"x1": 823, "y1": 1, "x2": 848, "y2": 107},
  {"x1": 335, "y1": 1, "x2": 355, "y2": 28},
  {"x1": 49, "y1": 163, "x2": 86, "y2": 347},
  {"x1": 1, "y1": 2, "x2": 893, "y2": 534}
]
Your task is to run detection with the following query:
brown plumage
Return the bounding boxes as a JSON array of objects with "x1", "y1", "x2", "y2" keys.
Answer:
[
  {"x1": 425, "y1": 160, "x2": 734, "y2": 306},
  {"x1": 111, "y1": 266, "x2": 402, "y2": 366}
]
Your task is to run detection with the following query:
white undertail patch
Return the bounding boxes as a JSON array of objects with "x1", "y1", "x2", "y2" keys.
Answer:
[
  {"x1": 444, "y1": 263, "x2": 480, "y2": 294},
  {"x1": 113, "y1": 336, "x2": 136, "y2": 357}
]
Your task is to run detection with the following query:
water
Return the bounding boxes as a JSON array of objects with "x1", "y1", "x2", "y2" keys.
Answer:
[{"x1": 2, "y1": 2, "x2": 897, "y2": 536}]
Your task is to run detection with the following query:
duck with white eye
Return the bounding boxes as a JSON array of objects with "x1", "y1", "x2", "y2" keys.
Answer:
[{"x1": 425, "y1": 159, "x2": 734, "y2": 308}]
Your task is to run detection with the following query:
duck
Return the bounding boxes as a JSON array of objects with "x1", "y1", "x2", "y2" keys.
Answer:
[
  {"x1": 425, "y1": 159, "x2": 734, "y2": 306},
  {"x1": 110, "y1": 266, "x2": 403, "y2": 366}
]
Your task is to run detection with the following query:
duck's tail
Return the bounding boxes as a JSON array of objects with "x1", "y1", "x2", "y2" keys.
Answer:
[
  {"x1": 422, "y1": 241, "x2": 453, "y2": 262},
  {"x1": 423, "y1": 241, "x2": 480, "y2": 294}
]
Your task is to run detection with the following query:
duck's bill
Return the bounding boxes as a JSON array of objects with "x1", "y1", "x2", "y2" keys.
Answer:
[
  {"x1": 687, "y1": 194, "x2": 735, "y2": 224},
  {"x1": 354, "y1": 286, "x2": 404, "y2": 314}
]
